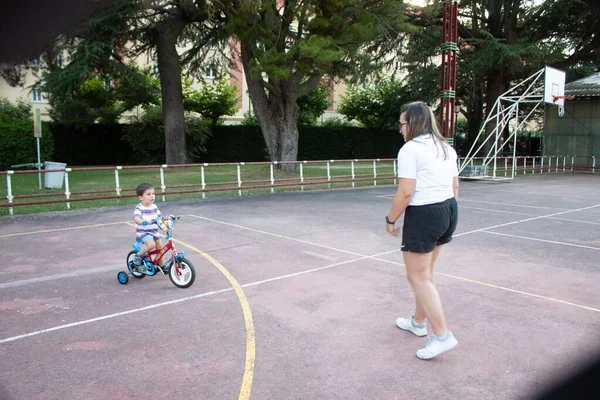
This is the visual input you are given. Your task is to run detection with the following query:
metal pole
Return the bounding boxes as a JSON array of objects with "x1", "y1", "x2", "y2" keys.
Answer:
[{"x1": 36, "y1": 137, "x2": 42, "y2": 189}]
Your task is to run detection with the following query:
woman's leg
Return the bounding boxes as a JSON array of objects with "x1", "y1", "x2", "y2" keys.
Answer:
[
  {"x1": 412, "y1": 245, "x2": 442, "y2": 323},
  {"x1": 404, "y1": 249, "x2": 447, "y2": 336}
]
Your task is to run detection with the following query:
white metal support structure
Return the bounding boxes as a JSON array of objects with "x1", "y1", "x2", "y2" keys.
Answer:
[{"x1": 459, "y1": 66, "x2": 565, "y2": 181}]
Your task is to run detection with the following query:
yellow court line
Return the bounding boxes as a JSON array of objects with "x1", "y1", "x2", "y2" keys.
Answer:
[
  {"x1": 173, "y1": 239, "x2": 256, "y2": 400},
  {"x1": 124, "y1": 222, "x2": 256, "y2": 400},
  {"x1": 0, "y1": 221, "x2": 130, "y2": 238}
]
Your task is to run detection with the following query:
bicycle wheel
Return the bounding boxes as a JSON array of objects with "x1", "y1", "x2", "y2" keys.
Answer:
[
  {"x1": 169, "y1": 258, "x2": 196, "y2": 289},
  {"x1": 126, "y1": 251, "x2": 145, "y2": 279}
]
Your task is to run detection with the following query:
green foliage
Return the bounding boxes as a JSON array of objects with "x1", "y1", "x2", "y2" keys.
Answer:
[
  {"x1": 202, "y1": 125, "x2": 402, "y2": 162},
  {"x1": 321, "y1": 117, "x2": 355, "y2": 128},
  {"x1": 43, "y1": 64, "x2": 161, "y2": 126},
  {"x1": 240, "y1": 111, "x2": 259, "y2": 126},
  {"x1": 183, "y1": 76, "x2": 239, "y2": 126},
  {"x1": 50, "y1": 123, "x2": 134, "y2": 166},
  {"x1": 297, "y1": 83, "x2": 333, "y2": 126},
  {"x1": 122, "y1": 106, "x2": 211, "y2": 164},
  {"x1": 338, "y1": 79, "x2": 412, "y2": 130},
  {"x1": 0, "y1": 98, "x2": 53, "y2": 170}
]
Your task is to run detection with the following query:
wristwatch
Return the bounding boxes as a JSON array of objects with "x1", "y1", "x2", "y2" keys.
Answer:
[{"x1": 385, "y1": 216, "x2": 396, "y2": 225}]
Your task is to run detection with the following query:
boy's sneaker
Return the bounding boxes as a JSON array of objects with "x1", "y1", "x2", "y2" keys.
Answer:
[
  {"x1": 160, "y1": 264, "x2": 170, "y2": 275},
  {"x1": 416, "y1": 331, "x2": 458, "y2": 360},
  {"x1": 133, "y1": 256, "x2": 144, "y2": 272},
  {"x1": 396, "y1": 314, "x2": 427, "y2": 337}
]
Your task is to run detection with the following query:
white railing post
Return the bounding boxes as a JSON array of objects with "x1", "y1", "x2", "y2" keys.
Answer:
[
  {"x1": 540, "y1": 156, "x2": 544, "y2": 174},
  {"x1": 64, "y1": 168, "x2": 71, "y2": 210},
  {"x1": 6, "y1": 171, "x2": 14, "y2": 216},
  {"x1": 351, "y1": 160, "x2": 356, "y2": 188},
  {"x1": 373, "y1": 159, "x2": 378, "y2": 186},
  {"x1": 563, "y1": 156, "x2": 566, "y2": 172},
  {"x1": 555, "y1": 156, "x2": 559, "y2": 172},
  {"x1": 327, "y1": 160, "x2": 332, "y2": 189},
  {"x1": 270, "y1": 162, "x2": 275, "y2": 194},
  {"x1": 201, "y1": 164, "x2": 206, "y2": 199},
  {"x1": 571, "y1": 156, "x2": 574, "y2": 172},
  {"x1": 237, "y1": 162, "x2": 243, "y2": 196},
  {"x1": 548, "y1": 156, "x2": 552, "y2": 173},
  {"x1": 523, "y1": 157, "x2": 527, "y2": 175},
  {"x1": 300, "y1": 161, "x2": 304, "y2": 191},
  {"x1": 393, "y1": 159, "x2": 398, "y2": 184},
  {"x1": 114, "y1": 166, "x2": 122, "y2": 197},
  {"x1": 593, "y1": 156, "x2": 596, "y2": 173},
  {"x1": 160, "y1": 165, "x2": 167, "y2": 202}
]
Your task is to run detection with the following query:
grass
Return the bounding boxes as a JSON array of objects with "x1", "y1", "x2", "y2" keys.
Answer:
[{"x1": 0, "y1": 160, "x2": 398, "y2": 216}]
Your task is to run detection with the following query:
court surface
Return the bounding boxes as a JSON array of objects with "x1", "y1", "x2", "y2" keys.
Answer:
[{"x1": 1, "y1": 173, "x2": 599, "y2": 399}]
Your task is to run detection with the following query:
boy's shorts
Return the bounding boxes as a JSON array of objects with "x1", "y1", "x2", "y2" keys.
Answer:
[{"x1": 136, "y1": 233, "x2": 160, "y2": 244}]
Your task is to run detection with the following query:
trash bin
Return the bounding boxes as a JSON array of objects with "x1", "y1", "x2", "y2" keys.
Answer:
[{"x1": 44, "y1": 161, "x2": 67, "y2": 189}]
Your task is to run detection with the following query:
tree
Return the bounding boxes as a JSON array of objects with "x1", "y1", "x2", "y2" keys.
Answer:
[
  {"x1": 224, "y1": 0, "x2": 411, "y2": 172},
  {"x1": 338, "y1": 78, "x2": 412, "y2": 130},
  {"x1": 43, "y1": 64, "x2": 160, "y2": 126},
  {"x1": 400, "y1": 0, "x2": 600, "y2": 155},
  {"x1": 35, "y1": 0, "x2": 215, "y2": 164}
]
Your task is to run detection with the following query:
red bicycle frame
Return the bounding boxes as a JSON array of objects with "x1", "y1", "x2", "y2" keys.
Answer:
[{"x1": 145, "y1": 238, "x2": 176, "y2": 267}]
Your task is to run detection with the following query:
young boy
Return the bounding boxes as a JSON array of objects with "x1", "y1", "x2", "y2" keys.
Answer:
[{"x1": 132, "y1": 183, "x2": 166, "y2": 272}]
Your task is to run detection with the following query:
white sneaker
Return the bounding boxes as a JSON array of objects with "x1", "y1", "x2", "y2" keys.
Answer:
[
  {"x1": 395, "y1": 314, "x2": 427, "y2": 337},
  {"x1": 416, "y1": 331, "x2": 458, "y2": 360}
]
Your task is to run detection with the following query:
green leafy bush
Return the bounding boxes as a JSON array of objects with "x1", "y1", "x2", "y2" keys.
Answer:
[{"x1": 0, "y1": 98, "x2": 54, "y2": 170}]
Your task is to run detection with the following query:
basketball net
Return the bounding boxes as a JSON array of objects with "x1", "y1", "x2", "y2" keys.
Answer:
[{"x1": 553, "y1": 95, "x2": 574, "y2": 117}]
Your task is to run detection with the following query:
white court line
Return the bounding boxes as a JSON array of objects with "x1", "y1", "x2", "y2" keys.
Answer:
[
  {"x1": 457, "y1": 198, "x2": 569, "y2": 211},
  {"x1": 482, "y1": 231, "x2": 600, "y2": 251},
  {"x1": 4, "y1": 238, "x2": 599, "y2": 345},
  {"x1": 0, "y1": 266, "x2": 116, "y2": 289},
  {"x1": 453, "y1": 203, "x2": 600, "y2": 236},
  {"x1": 460, "y1": 205, "x2": 600, "y2": 226},
  {"x1": 0, "y1": 287, "x2": 232, "y2": 344},
  {"x1": 3, "y1": 204, "x2": 600, "y2": 344}
]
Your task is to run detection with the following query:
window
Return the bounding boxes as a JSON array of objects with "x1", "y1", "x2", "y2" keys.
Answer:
[
  {"x1": 204, "y1": 65, "x2": 216, "y2": 79},
  {"x1": 31, "y1": 88, "x2": 44, "y2": 102}
]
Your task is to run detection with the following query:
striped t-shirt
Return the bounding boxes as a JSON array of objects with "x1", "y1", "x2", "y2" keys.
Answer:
[{"x1": 134, "y1": 203, "x2": 161, "y2": 239}]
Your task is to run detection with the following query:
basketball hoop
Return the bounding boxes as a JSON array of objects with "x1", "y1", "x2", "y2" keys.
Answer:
[{"x1": 552, "y1": 95, "x2": 574, "y2": 103}]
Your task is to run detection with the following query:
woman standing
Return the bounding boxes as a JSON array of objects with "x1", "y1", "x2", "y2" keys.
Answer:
[{"x1": 385, "y1": 101, "x2": 459, "y2": 360}]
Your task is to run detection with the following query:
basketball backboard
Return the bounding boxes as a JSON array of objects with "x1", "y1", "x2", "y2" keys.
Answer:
[{"x1": 544, "y1": 66, "x2": 566, "y2": 106}]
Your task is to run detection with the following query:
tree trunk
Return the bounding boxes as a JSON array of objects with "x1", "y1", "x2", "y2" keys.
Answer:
[
  {"x1": 154, "y1": 18, "x2": 186, "y2": 164},
  {"x1": 467, "y1": 80, "x2": 484, "y2": 155},
  {"x1": 240, "y1": 42, "x2": 300, "y2": 173},
  {"x1": 483, "y1": 72, "x2": 505, "y2": 157}
]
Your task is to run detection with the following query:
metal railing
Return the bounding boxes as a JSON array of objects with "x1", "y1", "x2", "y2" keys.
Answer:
[
  {"x1": 1, "y1": 155, "x2": 596, "y2": 215},
  {"x1": 1, "y1": 158, "x2": 399, "y2": 215}
]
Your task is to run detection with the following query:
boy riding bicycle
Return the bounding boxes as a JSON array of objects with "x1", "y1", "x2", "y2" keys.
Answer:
[{"x1": 132, "y1": 183, "x2": 167, "y2": 273}]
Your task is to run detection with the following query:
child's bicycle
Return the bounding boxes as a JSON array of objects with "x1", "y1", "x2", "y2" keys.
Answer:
[{"x1": 117, "y1": 215, "x2": 196, "y2": 289}]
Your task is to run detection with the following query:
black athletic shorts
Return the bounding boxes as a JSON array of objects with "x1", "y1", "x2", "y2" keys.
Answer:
[{"x1": 401, "y1": 197, "x2": 458, "y2": 253}]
